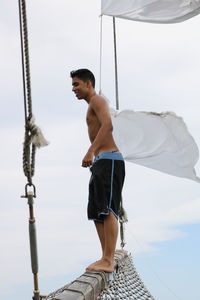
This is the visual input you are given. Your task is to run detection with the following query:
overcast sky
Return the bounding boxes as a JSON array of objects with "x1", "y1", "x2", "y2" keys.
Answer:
[{"x1": 0, "y1": 1, "x2": 200, "y2": 300}]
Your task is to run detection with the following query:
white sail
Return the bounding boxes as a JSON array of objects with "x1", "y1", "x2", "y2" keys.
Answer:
[
  {"x1": 101, "y1": 0, "x2": 200, "y2": 23},
  {"x1": 110, "y1": 108, "x2": 200, "y2": 182}
]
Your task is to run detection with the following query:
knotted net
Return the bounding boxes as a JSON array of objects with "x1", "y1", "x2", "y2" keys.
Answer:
[{"x1": 97, "y1": 251, "x2": 155, "y2": 300}]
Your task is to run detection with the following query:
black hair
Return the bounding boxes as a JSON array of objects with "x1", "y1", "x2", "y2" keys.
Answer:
[{"x1": 70, "y1": 68, "x2": 95, "y2": 88}]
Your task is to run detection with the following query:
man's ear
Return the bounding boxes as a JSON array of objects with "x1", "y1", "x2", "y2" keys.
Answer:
[{"x1": 86, "y1": 80, "x2": 92, "y2": 88}]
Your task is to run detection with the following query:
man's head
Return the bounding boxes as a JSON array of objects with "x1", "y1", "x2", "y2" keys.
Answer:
[
  {"x1": 70, "y1": 69, "x2": 95, "y2": 100},
  {"x1": 70, "y1": 69, "x2": 95, "y2": 88}
]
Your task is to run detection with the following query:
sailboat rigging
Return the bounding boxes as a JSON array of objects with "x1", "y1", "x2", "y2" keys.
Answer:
[{"x1": 17, "y1": 1, "x2": 200, "y2": 299}]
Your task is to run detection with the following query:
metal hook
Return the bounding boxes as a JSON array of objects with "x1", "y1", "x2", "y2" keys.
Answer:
[{"x1": 21, "y1": 183, "x2": 36, "y2": 198}]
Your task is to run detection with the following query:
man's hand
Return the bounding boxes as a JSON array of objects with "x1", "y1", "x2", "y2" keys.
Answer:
[{"x1": 82, "y1": 150, "x2": 94, "y2": 167}]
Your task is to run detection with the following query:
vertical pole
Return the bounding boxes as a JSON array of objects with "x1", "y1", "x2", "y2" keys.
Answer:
[
  {"x1": 99, "y1": 15, "x2": 103, "y2": 95},
  {"x1": 113, "y1": 17, "x2": 119, "y2": 110},
  {"x1": 113, "y1": 17, "x2": 126, "y2": 249}
]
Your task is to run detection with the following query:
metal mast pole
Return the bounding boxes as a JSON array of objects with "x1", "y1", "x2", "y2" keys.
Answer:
[
  {"x1": 113, "y1": 17, "x2": 119, "y2": 110},
  {"x1": 112, "y1": 17, "x2": 127, "y2": 248}
]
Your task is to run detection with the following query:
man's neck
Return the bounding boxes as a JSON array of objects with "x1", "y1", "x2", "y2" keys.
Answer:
[{"x1": 84, "y1": 90, "x2": 97, "y2": 104}]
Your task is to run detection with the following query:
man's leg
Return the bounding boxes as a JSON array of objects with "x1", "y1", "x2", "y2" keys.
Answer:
[
  {"x1": 95, "y1": 221, "x2": 105, "y2": 255},
  {"x1": 86, "y1": 211, "x2": 118, "y2": 273},
  {"x1": 86, "y1": 221, "x2": 105, "y2": 271},
  {"x1": 102, "y1": 211, "x2": 118, "y2": 267}
]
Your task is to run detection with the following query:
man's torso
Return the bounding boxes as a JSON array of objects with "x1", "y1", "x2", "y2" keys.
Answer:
[{"x1": 86, "y1": 101, "x2": 118, "y2": 156}]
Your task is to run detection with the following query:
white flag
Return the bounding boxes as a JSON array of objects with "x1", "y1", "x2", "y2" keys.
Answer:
[
  {"x1": 101, "y1": 0, "x2": 200, "y2": 23},
  {"x1": 110, "y1": 108, "x2": 200, "y2": 182}
]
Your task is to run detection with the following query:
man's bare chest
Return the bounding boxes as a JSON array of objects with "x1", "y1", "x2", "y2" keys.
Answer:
[{"x1": 86, "y1": 107, "x2": 99, "y2": 126}]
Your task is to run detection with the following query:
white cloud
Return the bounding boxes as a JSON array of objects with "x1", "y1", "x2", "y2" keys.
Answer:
[
  {"x1": 164, "y1": 198, "x2": 200, "y2": 224},
  {"x1": 126, "y1": 197, "x2": 200, "y2": 253}
]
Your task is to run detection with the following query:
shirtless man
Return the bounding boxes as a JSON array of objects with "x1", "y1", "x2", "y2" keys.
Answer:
[{"x1": 70, "y1": 69, "x2": 125, "y2": 273}]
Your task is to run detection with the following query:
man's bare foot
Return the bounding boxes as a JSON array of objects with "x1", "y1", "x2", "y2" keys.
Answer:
[
  {"x1": 86, "y1": 259, "x2": 103, "y2": 271},
  {"x1": 86, "y1": 258, "x2": 115, "y2": 273}
]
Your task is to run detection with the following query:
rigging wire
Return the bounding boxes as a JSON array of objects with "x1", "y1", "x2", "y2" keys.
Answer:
[{"x1": 127, "y1": 228, "x2": 184, "y2": 300}]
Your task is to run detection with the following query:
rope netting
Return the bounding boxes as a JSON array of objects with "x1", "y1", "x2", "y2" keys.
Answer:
[{"x1": 97, "y1": 252, "x2": 155, "y2": 300}]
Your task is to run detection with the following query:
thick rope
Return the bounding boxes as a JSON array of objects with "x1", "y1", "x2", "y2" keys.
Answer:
[
  {"x1": 18, "y1": 0, "x2": 48, "y2": 186},
  {"x1": 23, "y1": 117, "x2": 49, "y2": 184},
  {"x1": 18, "y1": 0, "x2": 34, "y2": 185},
  {"x1": 18, "y1": 0, "x2": 32, "y2": 119}
]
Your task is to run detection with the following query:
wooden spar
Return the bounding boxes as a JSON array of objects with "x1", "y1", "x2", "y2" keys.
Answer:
[{"x1": 44, "y1": 250, "x2": 129, "y2": 300}]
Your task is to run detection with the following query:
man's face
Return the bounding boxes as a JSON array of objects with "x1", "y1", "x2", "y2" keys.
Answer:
[{"x1": 72, "y1": 77, "x2": 88, "y2": 100}]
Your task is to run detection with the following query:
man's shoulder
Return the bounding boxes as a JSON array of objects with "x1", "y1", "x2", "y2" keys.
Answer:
[{"x1": 90, "y1": 94, "x2": 108, "y2": 107}]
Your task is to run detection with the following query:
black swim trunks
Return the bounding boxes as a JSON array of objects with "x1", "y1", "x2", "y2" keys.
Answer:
[{"x1": 88, "y1": 151, "x2": 125, "y2": 222}]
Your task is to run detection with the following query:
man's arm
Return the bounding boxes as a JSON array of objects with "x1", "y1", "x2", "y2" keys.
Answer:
[{"x1": 82, "y1": 96, "x2": 113, "y2": 167}]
